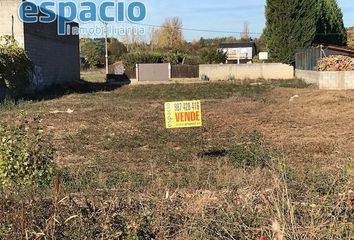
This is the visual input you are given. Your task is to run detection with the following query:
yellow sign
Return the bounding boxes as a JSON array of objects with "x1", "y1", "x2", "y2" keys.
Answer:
[{"x1": 165, "y1": 100, "x2": 202, "y2": 129}]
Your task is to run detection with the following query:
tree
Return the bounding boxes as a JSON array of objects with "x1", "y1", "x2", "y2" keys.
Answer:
[
  {"x1": 80, "y1": 38, "x2": 105, "y2": 68},
  {"x1": 108, "y1": 38, "x2": 127, "y2": 63},
  {"x1": 264, "y1": 0, "x2": 346, "y2": 64},
  {"x1": 155, "y1": 17, "x2": 184, "y2": 49},
  {"x1": 264, "y1": 0, "x2": 319, "y2": 64},
  {"x1": 315, "y1": 0, "x2": 347, "y2": 45},
  {"x1": 200, "y1": 48, "x2": 227, "y2": 64}
]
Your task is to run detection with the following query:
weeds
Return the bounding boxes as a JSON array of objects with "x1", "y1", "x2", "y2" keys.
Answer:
[
  {"x1": 276, "y1": 78, "x2": 311, "y2": 89},
  {"x1": 0, "y1": 114, "x2": 55, "y2": 187},
  {"x1": 228, "y1": 131, "x2": 271, "y2": 169}
]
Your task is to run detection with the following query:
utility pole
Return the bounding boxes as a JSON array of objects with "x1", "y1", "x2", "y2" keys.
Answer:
[
  {"x1": 11, "y1": 15, "x2": 14, "y2": 38},
  {"x1": 104, "y1": 22, "x2": 109, "y2": 76}
]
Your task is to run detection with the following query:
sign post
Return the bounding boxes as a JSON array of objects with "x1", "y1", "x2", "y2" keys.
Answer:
[
  {"x1": 259, "y1": 52, "x2": 268, "y2": 63},
  {"x1": 164, "y1": 100, "x2": 202, "y2": 129}
]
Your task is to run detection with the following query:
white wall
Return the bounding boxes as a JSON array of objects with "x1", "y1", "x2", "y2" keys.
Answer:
[
  {"x1": 296, "y1": 70, "x2": 354, "y2": 90},
  {"x1": 0, "y1": 0, "x2": 24, "y2": 46},
  {"x1": 199, "y1": 64, "x2": 294, "y2": 81}
]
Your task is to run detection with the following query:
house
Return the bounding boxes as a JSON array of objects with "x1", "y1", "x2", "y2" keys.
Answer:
[
  {"x1": 0, "y1": 0, "x2": 80, "y2": 88},
  {"x1": 219, "y1": 42, "x2": 257, "y2": 64}
]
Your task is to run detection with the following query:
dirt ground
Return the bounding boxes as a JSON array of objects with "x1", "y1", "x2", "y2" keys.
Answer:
[
  {"x1": 1, "y1": 81, "x2": 353, "y2": 239},
  {"x1": 34, "y1": 84, "x2": 354, "y2": 165}
]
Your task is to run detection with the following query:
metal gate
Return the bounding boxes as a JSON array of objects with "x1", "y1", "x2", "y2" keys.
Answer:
[{"x1": 136, "y1": 63, "x2": 170, "y2": 81}]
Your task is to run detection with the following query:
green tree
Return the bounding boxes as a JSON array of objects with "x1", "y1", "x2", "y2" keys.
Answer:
[
  {"x1": 80, "y1": 38, "x2": 105, "y2": 68},
  {"x1": 200, "y1": 48, "x2": 227, "y2": 64},
  {"x1": 108, "y1": 38, "x2": 127, "y2": 63},
  {"x1": 264, "y1": 0, "x2": 346, "y2": 64},
  {"x1": 315, "y1": 0, "x2": 347, "y2": 45},
  {"x1": 264, "y1": 0, "x2": 319, "y2": 64}
]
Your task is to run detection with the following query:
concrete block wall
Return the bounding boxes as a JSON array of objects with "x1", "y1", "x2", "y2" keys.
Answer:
[
  {"x1": 199, "y1": 63, "x2": 294, "y2": 81},
  {"x1": 0, "y1": 0, "x2": 24, "y2": 46},
  {"x1": 296, "y1": 70, "x2": 354, "y2": 90},
  {"x1": 295, "y1": 70, "x2": 320, "y2": 85},
  {"x1": 24, "y1": 21, "x2": 80, "y2": 87},
  {"x1": 0, "y1": 1, "x2": 80, "y2": 88}
]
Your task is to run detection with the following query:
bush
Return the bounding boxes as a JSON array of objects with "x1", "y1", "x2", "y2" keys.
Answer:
[
  {"x1": 0, "y1": 114, "x2": 55, "y2": 187},
  {"x1": 123, "y1": 52, "x2": 164, "y2": 70},
  {"x1": 228, "y1": 131, "x2": 270, "y2": 169},
  {"x1": 0, "y1": 36, "x2": 33, "y2": 96},
  {"x1": 200, "y1": 48, "x2": 227, "y2": 64},
  {"x1": 122, "y1": 52, "x2": 188, "y2": 70}
]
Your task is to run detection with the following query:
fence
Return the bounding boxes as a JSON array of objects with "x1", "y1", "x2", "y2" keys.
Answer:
[
  {"x1": 123, "y1": 63, "x2": 295, "y2": 81},
  {"x1": 295, "y1": 47, "x2": 322, "y2": 70},
  {"x1": 136, "y1": 63, "x2": 170, "y2": 81},
  {"x1": 171, "y1": 65, "x2": 199, "y2": 78},
  {"x1": 124, "y1": 69, "x2": 136, "y2": 79},
  {"x1": 295, "y1": 46, "x2": 354, "y2": 70},
  {"x1": 124, "y1": 64, "x2": 199, "y2": 80}
]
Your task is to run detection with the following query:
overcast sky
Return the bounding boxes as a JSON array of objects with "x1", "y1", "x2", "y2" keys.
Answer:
[{"x1": 32, "y1": 0, "x2": 354, "y2": 41}]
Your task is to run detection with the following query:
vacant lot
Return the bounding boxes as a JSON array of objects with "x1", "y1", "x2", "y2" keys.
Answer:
[{"x1": 0, "y1": 80, "x2": 353, "y2": 239}]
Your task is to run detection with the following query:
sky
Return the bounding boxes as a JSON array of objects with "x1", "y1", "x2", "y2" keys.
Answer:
[
  {"x1": 145, "y1": 0, "x2": 354, "y2": 40},
  {"x1": 32, "y1": 0, "x2": 354, "y2": 41}
]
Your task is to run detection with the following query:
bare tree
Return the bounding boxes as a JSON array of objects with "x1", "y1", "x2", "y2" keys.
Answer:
[{"x1": 155, "y1": 17, "x2": 184, "y2": 49}]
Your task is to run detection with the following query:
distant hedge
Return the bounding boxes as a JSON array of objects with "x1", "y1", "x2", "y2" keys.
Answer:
[
  {"x1": 122, "y1": 52, "x2": 200, "y2": 70},
  {"x1": 0, "y1": 36, "x2": 33, "y2": 97}
]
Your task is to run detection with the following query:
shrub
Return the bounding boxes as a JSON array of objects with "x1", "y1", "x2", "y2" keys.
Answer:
[
  {"x1": 200, "y1": 48, "x2": 227, "y2": 64},
  {"x1": 122, "y1": 52, "x2": 190, "y2": 70},
  {"x1": 123, "y1": 52, "x2": 164, "y2": 70},
  {"x1": 228, "y1": 131, "x2": 270, "y2": 169},
  {"x1": 0, "y1": 114, "x2": 55, "y2": 187},
  {"x1": 0, "y1": 36, "x2": 33, "y2": 96}
]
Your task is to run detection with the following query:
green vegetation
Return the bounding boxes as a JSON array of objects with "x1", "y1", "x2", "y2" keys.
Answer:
[
  {"x1": 229, "y1": 131, "x2": 271, "y2": 169},
  {"x1": 0, "y1": 36, "x2": 33, "y2": 96},
  {"x1": 0, "y1": 114, "x2": 55, "y2": 187},
  {"x1": 80, "y1": 18, "x2": 266, "y2": 70},
  {"x1": 80, "y1": 38, "x2": 106, "y2": 68},
  {"x1": 200, "y1": 48, "x2": 227, "y2": 64},
  {"x1": 80, "y1": 38, "x2": 127, "y2": 69},
  {"x1": 315, "y1": 0, "x2": 347, "y2": 45},
  {"x1": 264, "y1": 0, "x2": 347, "y2": 64},
  {"x1": 276, "y1": 78, "x2": 312, "y2": 88}
]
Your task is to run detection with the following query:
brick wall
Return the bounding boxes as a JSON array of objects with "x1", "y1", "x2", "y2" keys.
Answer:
[{"x1": 0, "y1": 0, "x2": 24, "y2": 46}]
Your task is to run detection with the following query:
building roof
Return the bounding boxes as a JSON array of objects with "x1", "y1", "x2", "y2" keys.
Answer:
[
  {"x1": 219, "y1": 42, "x2": 256, "y2": 49},
  {"x1": 322, "y1": 44, "x2": 354, "y2": 54}
]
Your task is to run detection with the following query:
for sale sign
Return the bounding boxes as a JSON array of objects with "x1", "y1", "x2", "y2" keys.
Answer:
[{"x1": 164, "y1": 100, "x2": 202, "y2": 129}]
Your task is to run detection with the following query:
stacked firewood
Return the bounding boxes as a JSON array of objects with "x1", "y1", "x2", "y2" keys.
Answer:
[{"x1": 317, "y1": 55, "x2": 354, "y2": 71}]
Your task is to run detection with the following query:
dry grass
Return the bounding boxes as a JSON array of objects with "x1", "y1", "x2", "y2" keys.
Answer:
[{"x1": 0, "y1": 80, "x2": 353, "y2": 239}]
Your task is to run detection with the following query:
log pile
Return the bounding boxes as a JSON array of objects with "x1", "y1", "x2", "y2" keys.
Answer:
[{"x1": 317, "y1": 55, "x2": 354, "y2": 71}]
